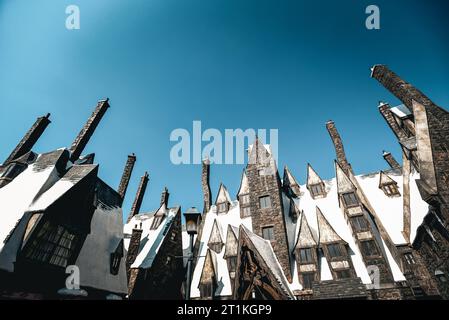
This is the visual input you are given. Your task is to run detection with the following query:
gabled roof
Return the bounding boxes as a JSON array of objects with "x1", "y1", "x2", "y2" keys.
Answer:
[
  {"x1": 378, "y1": 171, "x2": 397, "y2": 187},
  {"x1": 223, "y1": 224, "x2": 239, "y2": 258},
  {"x1": 208, "y1": 219, "x2": 224, "y2": 246},
  {"x1": 294, "y1": 211, "x2": 317, "y2": 249},
  {"x1": 248, "y1": 138, "x2": 271, "y2": 166},
  {"x1": 283, "y1": 166, "x2": 300, "y2": 187},
  {"x1": 199, "y1": 249, "x2": 218, "y2": 285},
  {"x1": 316, "y1": 206, "x2": 345, "y2": 244},
  {"x1": 215, "y1": 183, "x2": 232, "y2": 205},
  {"x1": 306, "y1": 163, "x2": 323, "y2": 186},
  {"x1": 237, "y1": 170, "x2": 249, "y2": 196},
  {"x1": 335, "y1": 161, "x2": 356, "y2": 194}
]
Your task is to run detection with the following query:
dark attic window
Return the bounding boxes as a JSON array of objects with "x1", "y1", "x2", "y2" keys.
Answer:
[
  {"x1": 342, "y1": 192, "x2": 359, "y2": 207},
  {"x1": 259, "y1": 195, "x2": 271, "y2": 209},
  {"x1": 327, "y1": 243, "x2": 343, "y2": 259},
  {"x1": 351, "y1": 215, "x2": 369, "y2": 232},
  {"x1": 381, "y1": 183, "x2": 401, "y2": 197},
  {"x1": 24, "y1": 220, "x2": 78, "y2": 268},
  {"x1": 309, "y1": 183, "x2": 325, "y2": 197},
  {"x1": 199, "y1": 281, "x2": 215, "y2": 299},
  {"x1": 299, "y1": 248, "x2": 314, "y2": 264},
  {"x1": 404, "y1": 252, "x2": 416, "y2": 265},
  {"x1": 301, "y1": 273, "x2": 315, "y2": 290},
  {"x1": 150, "y1": 215, "x2": 165, "y2": 230},
  {"x1": 361, "y1": 240, "x2": 380, "y2": 257},
  {"x1": 217, "y1": 202, "x2": 228, "y2": 213},
  {"x1": 262, "y1": 226, "x2": 274, "y2": 241},
  {"x1": 335, "y1": 269, "x2": 351, "y2": 279}
]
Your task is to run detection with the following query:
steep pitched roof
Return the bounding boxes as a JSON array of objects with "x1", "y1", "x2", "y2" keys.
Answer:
[
  {"x1": 237, "y1": 170, "x2": 249, "y2": 196},
  {"x1": 306, "y1": 163, "x2": 323, "y2": 186},
  {"x1": 316, "y1": 206, "x2": 345, "y2": 244},
  {"x1": 378, "y1": 171, "x2": 397, "y2": 187},
  {"x1": 335, "y1": 161, "x2": 356, "y2": 194},
  {"x1": 294, "y1": 211, "x2": 317, "y2": 249},
  {"x1": 215, "y1": 183, "x2": 232, "y2": 205},
  {"x1": 283, "y1": 166, "x2": 300, "y2": 187}
]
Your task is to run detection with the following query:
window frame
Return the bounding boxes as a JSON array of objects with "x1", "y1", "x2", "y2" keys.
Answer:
[
  {"x1": 217, "y1": 202, "x2": 228, "y2": 213},
  {"x1": 404, "y1": 252, "x2": 416, "y2": 265},
  {"x1": 342, "y1": 192, "x2": 359, "y2": 207},
  {"x1": 351, "y1": 215, "x2": 369, "y2": 232},
  {"x1": 262, "y1": 226, "x2": 275, "y2": 241},
  {"x1": 301, "y1": 272, "x2": 315, "y2": 290},
  {"x1": 309, "y1": 183, "x2": 324, "y2": 197},
  {"x1": 298, "y1": 247, "x2": 314, "y2": 264},
  {"x1": 241, "y1": 206, "x2": 251, "y2": 217},
  {"x1": 259, "y1": 195, "x2": 271, "y2": 209},
  {"x1": 327, "y1": 243, "x2": 343, "y2": 259},
  {"x1": 361, "y1": 240, "x2": 380, "y2": 257},
  {"x1": 240, "y1": 194, "x2": 250, "y2": 205},
  {"x1": 335, "y1": 268, "x2": 352, "y2": 279}
]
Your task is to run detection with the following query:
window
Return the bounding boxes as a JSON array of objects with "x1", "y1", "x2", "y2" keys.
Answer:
[
  {"x1": 262, "y1": 226, "x2": 274, "y2": 241},
  {"x1": 382, "y1": 183, "x2": 400, "y2": 197},
  {"x1": 199, "y1": 281, "x2": 214, "y2": 299},
  {"x1": 259, "y1": 196, "x2": 271, "y2": 209},
  {"x1": 227, "y1": 256, "x2": 237, "y2": 273},
  {"x1": 404, "y1": 253, "x2": 416, "y2": 265},
  {"x1": 361, "y1": 240, "x2": 380, "y2": 257},
  {"x1": 299, "y1": 248, "x2": 314, "y2": 264},
  {"x1": 309, "y1": 183, "x2": 324, "y2": 197},
  {"x1": 352, "y1": 216, "x2": 369, "y2": 232},
  {"x1": 302, "y1": 273, "x2": 315, "y2": 290},
  {"x1": 217, "y1": 202, "x2": 228, "y2": 213},
  {"x1": 241, "y1": 206, "x2": 251, "y2": 217},
  {"x1": 342, "y1": 192, "x2": 358, "y2": 207},
  {"x1": 240, "y1": 194, "x2": 250, "y2": 205},
  {"x1": 24, "y1": 221, "x2": 78, "y2": 268},
  {"x1": 335, "y1": 269, "x2": 351, "y2": 279},
  {"x1": 110, "y1": 240, "x2": 123, "y2": 275},
  {"x1": 150, "y1": 215, "x2": 165, "y2": 230},
  {"x1": 327, "y1": 243, "x2": 343, "y2": 259}
]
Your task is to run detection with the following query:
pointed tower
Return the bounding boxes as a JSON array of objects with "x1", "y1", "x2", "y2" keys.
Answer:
[
  {"x1": 294, "y1": 212, "x2": 319, "y2": 290},
  {"x1": 316, "y1": 207, "x2": 357, "y2": 280},
  {"x1": 127, "y1": 172, "x2": 149, "y2": 223},
  {"x1": 244, "y1": 137, "x2": 292, "y2": 282},
  {"x1": 69, "y1": 99, "x2": 110, "y2": 162},
  {"x1": 306, "y1": 163, "x2": 327, "y2": 199},
  {"x1": 117, "y1": 153, "x2": 136, "y2": 204},
  {"x1": 283, "y1": 166, "x2": 301, "y2": 198},
  {"x1": 160, "y1": 186, "x2": 170, "y2": 207},
  {"x1": 382, "y1": 151, "x2": 401, "y2": 170},
  {"x1": 3, "y1": 113, "x2": 51, "y2": 166},
  {"x1": 214, "y1": 183, "x2": 232, "y2": 214}
]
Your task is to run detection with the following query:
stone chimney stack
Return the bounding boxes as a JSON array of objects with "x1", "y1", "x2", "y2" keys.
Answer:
[
  {"x1": 127, "y1": 172, "x2": 149, "y2": 223},
  {"x1": 3, "y1": 113, "x2": 51, "y2": 165},
  {"x1": 117, "y1": 153, "x2": 137, "y2": 204},
  {"x1": 69, "y1": 99, "x2": 110, "y2": 162},
  {"x1": 160, "y1": 187, "x2": 169, "y2": 207},
  {"x1": 370, "y1": 65, "x2": 434, "y2": 112},
  {"x1": 326, "y1": 120, "x2": 352, "y2": 175},
  {"x1": 382, "y1": 150, "x2": 401, "y2": 169},
  {"x1": 378, "y1": 102, "x2": 408, "y2": 141},
  {"x1": 202, "y1": 158, "x2": 212, "y2": 214}
]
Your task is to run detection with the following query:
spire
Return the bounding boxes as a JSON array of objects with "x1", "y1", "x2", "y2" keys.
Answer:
[
  {"x1": 335, "y1": 160, "x2": 356, "y2": 194},
  {"x1": 283, "y1": 166, "x2": 301, "y2": 197},
  {"x1": 326, "y1": 120, "x2": 352, "y2": 175},
  {"x1": 117, "y1": 153, "x2": 136, "y2": 203},
  {"x1": 202, "y1": 158, "x2": 212, "y2": 213},
  {"x1": 316, "y1": 206, "x2": 344, "y2": 244},
  {"x1": 248, "y1": 136, "x2": 270, "y2": 166},
  {"x1": 69, "y1": 99, "x2": 110, "y2": 162},
  {"x1": 382, "y1": 150, "x2": 401, "y2": 169},
  {"x1": 3, "y1": 113, "x2": 51, "y2": 165},
  {"x1": 127, "y1": 171, "x2": 149, "y2": 223},
  {"x1": 160, "y1": 186, "x2": 170, "y2": 207}
]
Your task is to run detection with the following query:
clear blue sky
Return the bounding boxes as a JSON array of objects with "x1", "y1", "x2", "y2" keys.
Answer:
[{"x1": 1, "y1": 0, "x2": 449, "y2": 220}]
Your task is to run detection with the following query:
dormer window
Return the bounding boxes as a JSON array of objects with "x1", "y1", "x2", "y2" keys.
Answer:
[
  {"x1": 298, "y1": 248, "x2": 314, "y2": 264},
  {"x1": 240, "y1": 194, "x2": 250, "y2": 205},
  {"x1": 381, "y1": 183, "x2": 400, "y2": 197},
  {"x1": 217, "y1": 202, "x2": 228, "y2": 213},
  {"x1": 199, "y1": 281, "x2": 215, "y2": 299},
  {"x1": 309, "y1": 183, "x2": 325, "y2": 198},
  {"x1": 351, "y1": 215, "x2": 369, "y2": 232},
  {"x1": 327, "y1": 243, "x2": 343, "y2": 259},
  {"x1": 241, "y1": 206, "x2": 251, "y2": 217},
  {"x1": 301, "y1": 273, "x2": 315, "y2": 290},
  {"x1": 342, "y1": 192, "x2": 358, "y2": 207}
]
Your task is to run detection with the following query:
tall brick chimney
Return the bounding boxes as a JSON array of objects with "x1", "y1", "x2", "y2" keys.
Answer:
[
  {"x1": 202, "y1": 158, "x2": 212, "y2": 214},
  {"x1": 326, "y1": 120, "x2": 352, "y2": 175},
  {"x1": 127, "y1": 171, "x2": 149, "y2": 223},
  {"x1": 69, "y1": 99, "x2": 110, "y2": 162},
  {"x1": 3, "y1": 113, "x2": 51, "y2": 165},
  {"x1": 160, "y1": 187, "x2": 169, "y2": 207},
  {"x1": 382, "y1": 150, "x2": 401, "y2": 169},
  {"x1": 117, "y1": 153, "x2": 136, "y2": 204}
]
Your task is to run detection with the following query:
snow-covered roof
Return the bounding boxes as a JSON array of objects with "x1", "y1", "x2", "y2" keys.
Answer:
[
  {"x1": 390, "y1": 104, "x2": 412, "y2": 119},
  {"x1": 307, "y1": 164, "x2": 323, "y2": 186}
]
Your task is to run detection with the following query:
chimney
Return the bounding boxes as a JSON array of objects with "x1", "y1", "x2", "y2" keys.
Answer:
[
  {"x1": 127, "y1": 171, "x2": 149, "y2": 223},
  {"x1": 117, "y1": 153, "x2": 136, "y2": 203},
  {"x1": 3, "y1": 113, "x2": 51, "y2": 165},
  {"x1": 382, "y1": 150, "x2": 401, "y2": 169},
  {"x1": 378, "y1": 102, "x2": 408, "y2": 141},
  {"x1": 69, "y1": 99, "x2": 110, "y2": 162},
  {"x1": 370, "y1": 65, "x2": 434, "y2": 112},
  {"x1": 326, "y1": 120, "x2": 352, "y2": 175},
  {"x1": 202, "y1": 158, "x2": 212, "y2": 213},
  {"x1": 160, "y1": 187, "x2": 169, "y2": 207}
]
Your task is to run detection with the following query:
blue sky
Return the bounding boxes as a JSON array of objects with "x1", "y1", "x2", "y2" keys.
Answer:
[{"x1": 1, "y1": 0, "x2": 449, "y2": 219}]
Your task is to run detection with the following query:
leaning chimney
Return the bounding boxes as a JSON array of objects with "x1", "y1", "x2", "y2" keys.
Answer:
[
  {"x1": 127, "y1": 172, "x2": 149, "y2": 223},
  {"x1": 160, "y1": 187, "x2": 170, "y2": 207},
  {"x1": 69, "y1": 99, "x2": 110, "y2": 162},
  {"x1": 382, "y1": 151, "x2": 401, "y2": 169},
  {"x1": 117, "y1": 153, "x2": 137, "y2": 204},
  {"x1": 202, "y1": 158, "x2": 212, "y2": 214},
  {"x1": 3, "y1": 113, "x2": 51, "y2": 165},
  {"x1": 326, "y1": 120, "x2": 352, "y2": 175}
]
